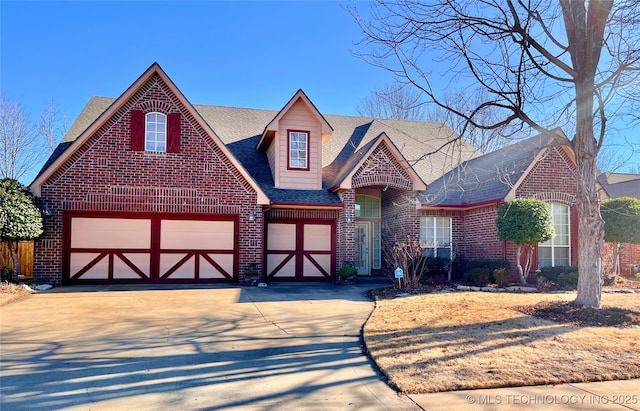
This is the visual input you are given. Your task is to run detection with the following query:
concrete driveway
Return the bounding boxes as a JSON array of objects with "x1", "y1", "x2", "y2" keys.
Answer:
[{"x1": 0, "y1": 283, "x2": 420, "y2": 410}]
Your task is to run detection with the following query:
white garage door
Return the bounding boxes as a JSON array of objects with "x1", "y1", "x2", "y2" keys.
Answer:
[
  {"x1": 64, "y1": 212, "x2": 238, "y2": 284},
  {"x1": 265, "y1": 219, "x2": 335, "y2": 281}
]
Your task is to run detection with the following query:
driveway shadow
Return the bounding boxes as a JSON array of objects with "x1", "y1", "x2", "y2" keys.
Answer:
[{"x1": 1, "y1": 287, "x2": 416, "y2": 410}]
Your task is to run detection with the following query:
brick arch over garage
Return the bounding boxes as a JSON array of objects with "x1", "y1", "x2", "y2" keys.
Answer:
[{"x1": 351, "y1": 143, "x2": 414, "y2": 190}]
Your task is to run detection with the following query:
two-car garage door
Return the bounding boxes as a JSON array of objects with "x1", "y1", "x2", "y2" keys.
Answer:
[{"x1": 64, "y1": 212, "x2": 238, "y2": 284}]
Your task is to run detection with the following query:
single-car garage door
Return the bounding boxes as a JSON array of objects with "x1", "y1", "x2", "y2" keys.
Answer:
[
  {"x1": 63, "y1": 212, "x2": 238, "y2": 284},
  {"x1": 265, "y1": 219, "x2": 335, "y2": 281}
]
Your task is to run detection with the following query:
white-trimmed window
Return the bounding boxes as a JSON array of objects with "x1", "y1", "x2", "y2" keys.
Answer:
[
  {"x1": 145, "y1": 112, "x2": 166, "y2": 152},
  {"x1": 288, "y1": 130, "x2": 308, "y2": 169},
  {"x1": 420, "y1": 217, "x2": 452, "y2": 260},
  {"x1": 538, "y1": 203, "x2": 570, "y2": 267}
]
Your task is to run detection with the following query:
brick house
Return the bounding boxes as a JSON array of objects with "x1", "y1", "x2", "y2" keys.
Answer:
[
  {"x1": 30, "y1": 63, "x2": 586, "y2": 285},
  {"x1": 598, "y1": 173, "x2": 640, "y2": 275}
]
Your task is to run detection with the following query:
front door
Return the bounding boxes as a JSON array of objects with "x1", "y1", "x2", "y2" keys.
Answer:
[{"x1": 355, "y1": 222, "x2": 370, "y2": 275}]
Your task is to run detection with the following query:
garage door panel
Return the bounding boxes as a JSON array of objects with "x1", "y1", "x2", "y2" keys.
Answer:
[
  {"x1": 71, "y1": 218, "x2": 150, "y2": 249},
  {"x1": 303, "y1": 225, "x2": 331, "y2": 251},
  {"x1": 71, "y1": 253, "x2": 109, "y2": 280},
  {"x1": 267, "y1": 254, "x2": 296, "y2": 278},
  {"x1": 113, "y1": 254, "x2": 149, "y2": 279},
  {"x1": 304, "y1": 254, "x2": 331, "y2": 277},
  {"x1": 266, "y1": 220, "x2": 335, "y2": 281},
  {"x1": 267, "y1": 224, "x2": 296, "y2": 250},
  {"x1": 199, "y1": 254, "x2": 233, "y2": 279},
  {"x1": 65, "y1": 213, "x2": 238, "y2": 284},
  {"x1": 70, "y1": 253, "x2": 105, "y2": 277},
  {"x1": 162, "y1": 255, "x2": 195, "y2": 279},
  {"x1": 161, "y1": 220, "x2": 235, "y2": 250}
]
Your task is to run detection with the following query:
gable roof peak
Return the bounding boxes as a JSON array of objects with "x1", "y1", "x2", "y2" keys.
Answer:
[
  {"x1": 30, "y1": 62, "x2": 270, "y2": 204},
  {"x1": 256, "y1": 89, "x2": 333, "y2": 151}
]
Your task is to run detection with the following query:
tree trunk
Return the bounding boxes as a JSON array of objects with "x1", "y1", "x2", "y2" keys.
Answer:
[
  {"x1": 516, "y1": 244, "x2": 526, "y2": 285},
  {"x1": 613, "y1": 242, "x2": 621, "y2": 277},
  {"x1": 9, "y1": 241, "x2": 20, "y2": 284},
  {"x1": 562, "y1": 0, "x2": 611, "y2": 308}
]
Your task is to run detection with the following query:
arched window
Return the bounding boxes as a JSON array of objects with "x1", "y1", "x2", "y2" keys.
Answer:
[
  {"x1": 145, "y1": 112, "x2": 166, "y2": 152},
  {"x1": 538, "y1": 203, "x2": 570, "y2": 267}
]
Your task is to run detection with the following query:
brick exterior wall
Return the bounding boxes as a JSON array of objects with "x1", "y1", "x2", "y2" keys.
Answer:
[
  {"x1": 433, "y1": 145, "x2": 581, "y2": 284},
  {"x1": 603, "y1": 241, "x2": 640, "y2": 275},
  {"x1": 381, "y1": 188, "x2": 420, "y2": 273},
  {"x1": 458, "y1": 204, "x2": 504, "y2": 261},
  {"x1": 351, "y1": 142, "x2": 414, "y2": 190},
  {"x1": 337, "y1": 189, "x2": 356, "y2": 268},
  {"x1": 35, "y1": 73, "x2": 262, "y2": 284}
]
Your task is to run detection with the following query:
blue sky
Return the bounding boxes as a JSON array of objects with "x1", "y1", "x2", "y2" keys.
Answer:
[
  {"x1": 2, "y1": 1, "x2": 638, "y2": 180},
  {"x1": 2, "y1": 1, "x2": 387, "y2": 120}
]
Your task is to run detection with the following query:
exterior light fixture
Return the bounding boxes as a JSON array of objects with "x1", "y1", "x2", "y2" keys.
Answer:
[
  {"x1": 42, "y1": 204, "x2": 52, "y2": 217},
  {"x1": 346, "y1": 214, "x2": 354, "y2": 223},
  {"x1": 249, "y1": 211, "x2": 256, "y2": 222}
]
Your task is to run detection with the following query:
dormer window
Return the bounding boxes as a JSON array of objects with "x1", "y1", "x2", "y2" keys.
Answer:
[
  {"x1": 288, "y1": 130, "x2": 309, "y2": 170},
  {"x1": 145, "y1": 112, "x2": 167, "y2": 152}
]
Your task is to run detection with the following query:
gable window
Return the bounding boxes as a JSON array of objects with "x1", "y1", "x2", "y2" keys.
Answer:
[
  {"x1": 538, "y1": 203, "x2": 570, "y2": 267},
  {"x1": 145, "y1": 112, "x2": 166, "y2": 152},
  {"x1": 288, "y1": 130, "x2": 309, "y2": 170},
  {"x1": 420, "y1": 217, "x2": 452, "y2": 260}
]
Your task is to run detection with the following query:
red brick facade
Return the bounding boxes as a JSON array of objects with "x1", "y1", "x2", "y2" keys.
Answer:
[
  {"x1": 603, "y1": 241, "x2": 640, "y2": 275},
  {"x1": 33, "y1": 65, "x2": 615, "y2": 287},
  {"x1": 35, "y1": 73, "x2": 262, "y2": 284},
  {"x1": 420, "y1": 145, "x2": 582, "y2": 283}
]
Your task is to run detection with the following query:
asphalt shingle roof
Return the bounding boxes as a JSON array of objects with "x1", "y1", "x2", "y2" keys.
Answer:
[
  {"x1": 41, "y1": 95, "x2": 480, "y2": 206},
  {"x1": 419, "y1": 132, "x2": 566, "y2": 206},
  {"x1": 598, "y1": 172, "x2": 640, "y2": 199}
]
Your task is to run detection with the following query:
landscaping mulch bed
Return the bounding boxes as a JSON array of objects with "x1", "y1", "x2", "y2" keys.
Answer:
[{"x1": 517, "y1": 300, "x2": 640, "y2": 327}]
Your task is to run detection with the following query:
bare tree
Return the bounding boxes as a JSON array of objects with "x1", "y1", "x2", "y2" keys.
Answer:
[
  {"x1": 0, "y1": 96, "x2": 42, "y2": 182},
  {"x1": 356, "y1": 82, "x2": 428, "y2": 120},
  {"x1": 357, "y1": 82, "x2": 530, "y2": 153},
  {"x1": 37, "y1": 99, "x2": 68, "y2": 152},
  {"x1": 427, "y1": 88, "x2": 531, "y2": 153},
  {"x1": 597, "y1": 136, "x2": 639, "y2": 172},
  {"x1": 351, "y1": 0, "x2": 640, "y2": 307}
]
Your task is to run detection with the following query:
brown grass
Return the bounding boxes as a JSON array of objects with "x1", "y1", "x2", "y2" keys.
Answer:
[
  {"x1": 363, "y1": 292, "x2": 640, "y2": 393},
  {"x1": 0, "y1": 283, "x2": 32, "y2": 307}
]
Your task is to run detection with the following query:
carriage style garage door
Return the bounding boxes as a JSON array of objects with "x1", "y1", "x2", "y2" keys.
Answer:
[
  {"x1": 265, "y1": 219, "x2": 335, "y2": 281},
  {"x1": 63, "y1": 212, "x2": 238, "y2": 284}
]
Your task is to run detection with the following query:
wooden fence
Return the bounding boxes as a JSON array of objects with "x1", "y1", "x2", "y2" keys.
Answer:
[{"x1": 1, "y1": 241, "x2": 34, "y2": 277}]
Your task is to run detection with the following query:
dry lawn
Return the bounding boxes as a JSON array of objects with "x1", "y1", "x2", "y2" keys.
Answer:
[
  {"x1": 364, "y1": 291, "x2": 640, "y2": 393},
  {"x1": 0, "y1": 283, "x2": 32, "y2": 306}
]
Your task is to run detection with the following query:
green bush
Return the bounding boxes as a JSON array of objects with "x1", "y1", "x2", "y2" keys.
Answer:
[
  {"x1": 635, "y1": 272, "x2": 640, "y2": 280},
  {"x1": 536, "y1": 266, "x2": 579, "y2": 290},
  {"x1": 462, "y1": 259, "x2": 511, "y2": 285},
  {"x1": 1, "y1": 267, "x2": 13, "y2": 283},
  {"x1": 339, "y1": 264, "x2": 357, "y2": 279},
  {"x1": 466, "y1": 258, "x2": 511, "y2": 273},
  {"x1": 557, "y1": 271, "x2": 579, "y2": 289},
  {"x1": 463, "y1": 267, "x2": 492, "y2": 286}
]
